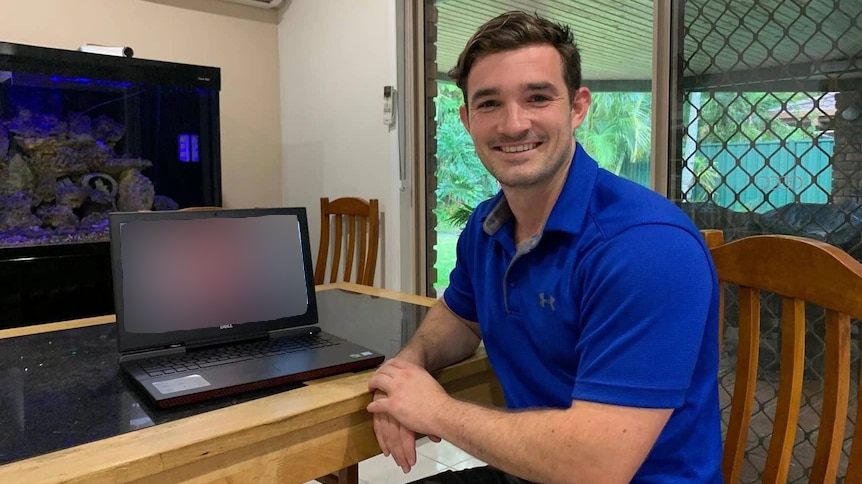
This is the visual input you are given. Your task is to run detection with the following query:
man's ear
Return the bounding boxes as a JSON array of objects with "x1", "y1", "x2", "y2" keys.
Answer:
[
  {"x1": 459, "y1": 104, "x2": 470, "y2": 133},
  {"x1": 570, "y1": 87, "x2": 592, "y2": 130}
]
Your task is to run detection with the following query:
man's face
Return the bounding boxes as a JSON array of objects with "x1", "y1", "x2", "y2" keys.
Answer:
[{"x1": 459, "y1": 45, "x2": 590, "y2": 190}]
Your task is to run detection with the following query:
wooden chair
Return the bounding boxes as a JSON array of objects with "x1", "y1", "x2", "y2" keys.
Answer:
[
  {"x1": 313, "y1": 197, "x2": 378, "y2": 484},
  {"x1": 700, "y1": 229, "x2": 862, "y2": 483},
  {"x1": 314, "y1": 197, "x2": 380, "y2": 287}
]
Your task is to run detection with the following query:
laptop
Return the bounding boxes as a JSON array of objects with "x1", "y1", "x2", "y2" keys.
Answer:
[{"x1": 109, "y1": 207, "x2": 385, "y2": 408}]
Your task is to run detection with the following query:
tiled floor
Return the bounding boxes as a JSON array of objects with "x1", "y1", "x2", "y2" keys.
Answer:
[{"x1": 308, "y1": 437, "x2": 486, "y2": 484}]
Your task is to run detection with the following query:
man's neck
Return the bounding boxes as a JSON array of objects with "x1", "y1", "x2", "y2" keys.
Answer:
[{"x1": 504, "y1": 159, "x2": 572, "y2": 246}]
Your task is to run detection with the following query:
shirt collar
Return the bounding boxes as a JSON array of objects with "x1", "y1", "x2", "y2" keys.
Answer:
[{"x1": 482, "y1": 143, "x2": 598, "y2": 236}]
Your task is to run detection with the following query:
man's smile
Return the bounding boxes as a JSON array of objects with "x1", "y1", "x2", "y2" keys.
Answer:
[{"x1": 495, "y1": 142, "x2": 542, "y2": 153}]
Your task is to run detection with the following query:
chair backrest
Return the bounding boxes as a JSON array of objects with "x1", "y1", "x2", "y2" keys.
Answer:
[
  {"x1": 700, "y1": 229, "x2": 862, "y2": 483},
  {"x1": 314, "y1": 197, "x2": 379, "y2": 286}
]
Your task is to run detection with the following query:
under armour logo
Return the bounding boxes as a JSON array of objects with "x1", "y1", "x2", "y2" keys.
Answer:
[{"x1": 539, "y1": 293, "x2": 556, "y2": 311}]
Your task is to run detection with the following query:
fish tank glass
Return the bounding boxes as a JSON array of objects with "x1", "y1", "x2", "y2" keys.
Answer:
[{"x1": 0, "y1": 41, "x2": 222, "y2": 328}]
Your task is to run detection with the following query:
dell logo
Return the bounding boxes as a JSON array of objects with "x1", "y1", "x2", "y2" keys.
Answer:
[{"x1": 219, "y1": 324, "x2": 234, "y2": 329}]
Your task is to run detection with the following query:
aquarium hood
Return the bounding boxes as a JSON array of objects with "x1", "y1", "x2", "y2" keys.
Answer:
[{"x1": 217, "y1": 0, "x2": 284, "y2": 8}]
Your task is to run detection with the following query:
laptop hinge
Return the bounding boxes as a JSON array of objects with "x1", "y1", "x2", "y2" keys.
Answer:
[
  {"x1": 268, "y1": 325, "x2": 321, "y2": 339},
  {"x1": 119, "y1": 344, "x2": 185, "y2": 362},
  {"x1": 185, "y1": 332, "x2": 268, "y2": 351}
]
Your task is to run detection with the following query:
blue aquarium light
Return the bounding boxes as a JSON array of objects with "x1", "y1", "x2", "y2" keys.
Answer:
[
  {"x1": 49, "y1": 75, "x2": 134, "y2": 89},
  {"x1": 178, "y1": 134, "x2": 200, "y2": 162}
]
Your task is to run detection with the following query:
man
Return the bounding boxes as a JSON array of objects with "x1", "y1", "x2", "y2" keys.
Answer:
[{"x1": 367, "y1": 11, "x2": 722, "y2": 484}]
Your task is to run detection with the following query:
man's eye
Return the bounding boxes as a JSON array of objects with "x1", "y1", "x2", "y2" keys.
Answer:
[
  {"x1": 529, "y1": 95, "x2": 551, "y2": 103},
  {"x1": 476, "y1": 100, "x2": 498, "y2": 109}
]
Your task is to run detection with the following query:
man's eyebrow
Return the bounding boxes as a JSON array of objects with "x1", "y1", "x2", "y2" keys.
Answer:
[
  {"x1": 469, "y1": 83, "x2": 560, "y2": 104},
  {"x1": 525, "y1": 82, "x2": 559, "y2": 94},
  {"x1": 469, "y1": 87, "x2": 499, "y2": 105}
]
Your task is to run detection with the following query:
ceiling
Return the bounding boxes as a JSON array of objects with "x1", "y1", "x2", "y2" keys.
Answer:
[
  {"x1": 435, "y1": 0, "x2": 653, "y2": 83},
  {"x1": 434, "y1": 0, "x2": 862, "y2": 89}
]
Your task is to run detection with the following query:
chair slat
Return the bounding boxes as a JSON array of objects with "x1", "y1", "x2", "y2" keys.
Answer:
[
  {"x1": 313, "y1": 198, "x2": 332, "y2": 285},
  {"x1": 810, "y1": 310, "x2": 851, "y2": 483},
  {"x1": 343, "y1": 215, "x2": 357, "y2": 282},
  {"x1": 330, "y1": 214, "x2": 343, "y2": 284},
  {"x1": 761, "y1": 297, "x2": 805, "y2": 484},
  {"x1": 847, "y1": 368, "x2": 862, "y2": 482},
  {"x1": 363, "y1": 199, "x2": 380, "y2": 286},
  {"x1": 314, "y1": 197, "x2": 380, "y2": 287},
  {"x1": 722, "y1": 286, "x2": 761, "y2": 484},
  {"x1": 358, "y1": 220, "x2": 368, "y2": 285}
]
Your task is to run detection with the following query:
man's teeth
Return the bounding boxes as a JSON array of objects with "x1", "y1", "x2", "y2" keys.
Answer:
[{"x1": 500, "y1": 143, "x2": 538, "y2": 153}]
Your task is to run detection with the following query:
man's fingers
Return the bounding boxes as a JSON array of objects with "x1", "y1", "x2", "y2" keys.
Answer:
[
  {"x1": 393, "y1": 438, "x2": 414, "y2": 473},
  {"x1": 368, "y1": 373, "x2": 393, "y2": 394},
  {"x1": 373, "y1": 411, "x2": 415, "y2": 473},
  {"x1": 371, "y1": 391, "x2": 394, "y2": 456},
  {"x1": 382, "y1": 409, "x2": 404, "y2": 469},
  {"x1": 366, "y1": 386, "x2": 398, "y2": 416},
  {"x1": 389, "y1": 423, "x2": 412, "y2": 472},
  {"x1": 367, "y1": 400, "x2": 383, "y2": 413},
  {"x1": 366, "y1": 360, "x2": 426, "y2": 474},
  {"x1": 373, "y1": 413, "x2": 390, "y2": 456},
  {"x1": 399, "y1": 421, "x2": 417, "y2": 468}
]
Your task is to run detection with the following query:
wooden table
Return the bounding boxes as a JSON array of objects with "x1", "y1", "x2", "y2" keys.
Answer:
[{"x1": 0, "y1": 283, "x2": 502, "y2": 484}]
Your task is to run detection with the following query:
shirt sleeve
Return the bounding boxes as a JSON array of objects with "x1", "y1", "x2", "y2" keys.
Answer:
[{"x1": 571, "y1": 224, "x2": 716, "y2": 409}]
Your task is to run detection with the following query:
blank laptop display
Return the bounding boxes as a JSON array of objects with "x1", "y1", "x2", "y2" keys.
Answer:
[{"x1": 109, "y1": 207, "x2": 384, "y2": 408}]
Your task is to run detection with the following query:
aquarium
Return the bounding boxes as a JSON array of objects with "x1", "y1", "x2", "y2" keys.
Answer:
[{"x1": 0, "y1": 41, "x2": 222, "y2": 328}]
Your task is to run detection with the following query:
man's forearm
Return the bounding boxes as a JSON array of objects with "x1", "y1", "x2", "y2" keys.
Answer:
[
  {"x1": 397, "y1": 300, "x2": 481, "y2": 371},
  {"x1": 431, "y1": 399, "x2": 667, "y2": 484}
]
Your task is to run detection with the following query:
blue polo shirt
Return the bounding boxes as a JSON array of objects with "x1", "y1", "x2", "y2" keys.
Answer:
[{"x1": 443, "y1": 144, "x2": 722, "y2": 482}]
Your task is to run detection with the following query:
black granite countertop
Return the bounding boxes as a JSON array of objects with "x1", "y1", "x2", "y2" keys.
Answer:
[{"x1": 0, "y1": 289, "x2": 427, "y2": 466}]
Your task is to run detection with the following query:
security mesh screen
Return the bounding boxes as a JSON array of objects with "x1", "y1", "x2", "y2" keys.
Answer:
[{"x1": 671, "y1": 1, "x2": 862, "y2": 481}]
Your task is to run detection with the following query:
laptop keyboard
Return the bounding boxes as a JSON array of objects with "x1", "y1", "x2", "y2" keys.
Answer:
[{"x1": 138, "y1": 333, "x2": 340, "y2": 377}]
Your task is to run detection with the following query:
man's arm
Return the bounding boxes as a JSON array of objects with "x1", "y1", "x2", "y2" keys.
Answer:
[
  {"x1": 371, "y1": 299, "x2": 481, "y2": 472},
  {"x1": 368, "y1": 360, "x2": 671, "y2": 484},
  {"x1": 438, "y1": 398, "x2": 670, "y2": 484},
  {"x1": 396, "y1": 299, "x2": 481, "y2": 370}
]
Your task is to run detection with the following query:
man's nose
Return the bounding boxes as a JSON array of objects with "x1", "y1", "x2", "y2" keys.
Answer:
[{"x1": 498, "y1": 103, "x2": 530, "y2": 135}]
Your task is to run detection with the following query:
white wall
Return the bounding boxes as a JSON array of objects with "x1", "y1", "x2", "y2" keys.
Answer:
[
  {"x1": 2, "y1": 0, "x2": 406, "y2": 289},
  {"x1": 278, "y1": 0, "x2": 403, "y2": 290},
  {"x1": 0, "y1": 0, "x2": 284, "y2": 208}
]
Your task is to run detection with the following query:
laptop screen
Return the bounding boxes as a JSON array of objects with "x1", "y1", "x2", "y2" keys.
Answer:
[{"x1": 110, "y1": 208, "x2": 319, "y2": 353}]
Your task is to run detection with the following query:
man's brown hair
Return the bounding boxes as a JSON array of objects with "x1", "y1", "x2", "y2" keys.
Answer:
[{"x1": 448, "y1": 11, "x2": 582, "y2": 105}]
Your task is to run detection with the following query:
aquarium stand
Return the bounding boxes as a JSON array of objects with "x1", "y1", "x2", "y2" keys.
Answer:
[{"x1": 0, "y1": 242, "x2": 113, "y2": 329}]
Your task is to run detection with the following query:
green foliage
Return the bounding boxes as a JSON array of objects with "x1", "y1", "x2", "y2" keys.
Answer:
[
  {"x1": 433, "y1": 83, "x2": 498, "y2": 231},
  {"x1": 432, "y1": 232, "x2": 459, "y2": 292},
  {"x1": 578, "y1": 92, "x2": 652, "y2": 177},
  {"x1": 447, "y1": 203, "x2": 475, "y2": 228}
]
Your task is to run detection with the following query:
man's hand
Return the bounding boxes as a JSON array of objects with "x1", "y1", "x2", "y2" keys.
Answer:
[
  {"x1": 368, "y1": 359, "x2": 450, "y2": 469},
  {"x1": 370, "y1": 390, "x2": 421, "y2": 473},
  {"x1": 366, "y1": 302, "x2": 478, "y2": 473}
]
